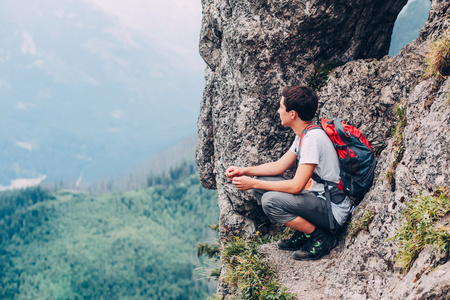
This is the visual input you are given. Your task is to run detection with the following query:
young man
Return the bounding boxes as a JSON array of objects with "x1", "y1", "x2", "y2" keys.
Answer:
[{"x1": 225, "y1": 85, "x2": 351, "y2": 260}]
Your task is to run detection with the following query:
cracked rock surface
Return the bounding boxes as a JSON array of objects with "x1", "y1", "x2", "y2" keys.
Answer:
[{"x1": 197, "y1": 0, "x2": 450, "y2": 298}]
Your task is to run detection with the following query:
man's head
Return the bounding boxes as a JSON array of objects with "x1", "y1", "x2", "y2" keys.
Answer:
[{"x1": 281, "y1": 86, "x2": 318, "y2": 121}]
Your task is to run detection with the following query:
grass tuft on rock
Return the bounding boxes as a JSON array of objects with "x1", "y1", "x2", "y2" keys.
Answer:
[
  {"x1": 384, "y1": 101, "x2": 407, "y2": 190},
  {"x1": 347, "y1": 208, "x2": 376, "y2": 238},
  {"x1": 198, "y1": 228, "x2": 295, "y2": 300},
  {"x1": 218, "y1": 233, "x2": 295, "y2": 300},
  {"x1": 424, "y1": 35, "x2": 450, "y2": 81},
  {"x1": 306, "y1": 60, "x2": 345, "y2": 91},
  {"x1": 390, "y1": 187, "x2": 450, "y2": 272}
]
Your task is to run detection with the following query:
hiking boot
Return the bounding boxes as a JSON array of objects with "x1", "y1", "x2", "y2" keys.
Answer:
[
  {"x1": 277, "y1": 230, "x2": 308, "y2": 251},
  {"x1": 292, "y1": 228, "x2": 338, "y2": 260}
]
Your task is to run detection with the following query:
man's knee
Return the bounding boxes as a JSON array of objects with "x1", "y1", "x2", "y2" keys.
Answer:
[{"x1": 261, "y1": 192, "x2": 281, "y2": 215}]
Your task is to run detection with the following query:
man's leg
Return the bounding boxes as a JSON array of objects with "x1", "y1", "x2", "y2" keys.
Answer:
[
  {"x1": 277, "y1": 216, "x2": 316, "y2": 251},
  {"x1": 252, "y1": 176, "x2": 339, "y2": 259},
  {"x1": 253, "y1": 177, "x2": 313, "y2": 251},
  {"x1": 259, "y1": 189, "x2": 339, "y2": 259},
  {"x1": 259, "y1": 190, "x2": 323, "y2": 252},
  {"x1": 284, "y1": 217, "x2": 315, "y2": 234},
  {"x1": 252, "y1": 176, "x2": 288, "y2": 205},
  {"x1": 260, "y1": 191, "x2": 330, "y2": 229},
  {"x1": 254, "y1": 178, "x2": 317, "y2": 233}
]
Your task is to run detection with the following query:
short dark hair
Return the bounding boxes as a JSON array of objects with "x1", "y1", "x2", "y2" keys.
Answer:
[{"x1": 282, "y1": 86, "x2": 318, "y2": 121}]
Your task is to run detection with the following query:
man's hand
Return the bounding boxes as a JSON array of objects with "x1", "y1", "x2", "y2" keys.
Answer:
[
  {"x1": 225, "y1": 166, "x2": 246, "y2": 180},
  {"x1": 231, "y1": 176, "x2": 254, "y2": 190}
]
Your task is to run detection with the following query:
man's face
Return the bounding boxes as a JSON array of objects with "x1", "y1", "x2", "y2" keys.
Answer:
[{"x1": 278, "y1": 97, "x2": 291, "y2": 126}]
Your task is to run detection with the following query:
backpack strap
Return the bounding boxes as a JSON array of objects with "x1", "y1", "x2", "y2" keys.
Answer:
[
  {"x1": 299, "y1": 124, "x2": 322, "y2": 149},
  {"x1": 312, "y1": 173, "x2": 336, "y2": 231}
]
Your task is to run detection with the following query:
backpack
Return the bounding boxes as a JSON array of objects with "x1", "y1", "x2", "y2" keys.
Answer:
[{"x1": 301, "y1": 118, "x2": 377, "y2": 206}]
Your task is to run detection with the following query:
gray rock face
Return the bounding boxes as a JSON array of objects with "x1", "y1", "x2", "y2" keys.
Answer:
[
  {"x1": 197, "y1": 0, "x2": 408, "y2": 238},
  {"x1": 197, "y1": 0, "x2": 450, "y2": 298},
  {"x1": 323, "y1": 77, "x2": 450, "y2": 300}
]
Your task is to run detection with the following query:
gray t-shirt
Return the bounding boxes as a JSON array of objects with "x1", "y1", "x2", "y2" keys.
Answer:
[{"x1": 289, "y1": 129, "x2": 351, "y2": 226}]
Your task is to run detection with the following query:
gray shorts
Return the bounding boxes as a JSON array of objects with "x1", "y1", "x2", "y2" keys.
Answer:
[{"x1": 253, "y1": 176, "x2": 339, "y2": 230}]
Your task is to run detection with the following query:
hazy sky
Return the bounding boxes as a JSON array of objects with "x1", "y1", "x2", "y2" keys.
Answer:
[
  {"x1": 0, "y1": 0, "x2": 207, "y2": 184},
  {"x1": 81, "y1": 0, "x2": 203, "y2": 61}
]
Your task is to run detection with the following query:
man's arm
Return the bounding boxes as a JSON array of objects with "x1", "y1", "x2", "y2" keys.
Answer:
[
  {"x1": 231, "y1": 163, "x2": 316, "y2": 194},
  {"x1": 226, "y1": 151, "x2": 297, "y2": 179}
]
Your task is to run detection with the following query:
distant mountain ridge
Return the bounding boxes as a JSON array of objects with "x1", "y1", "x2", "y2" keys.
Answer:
[
  {"x1": 0, "y1": 0, "x2": 204, "y2": 186},
  {"x1": 55, "y1": 133, "x2": 199, "y2": 193}
]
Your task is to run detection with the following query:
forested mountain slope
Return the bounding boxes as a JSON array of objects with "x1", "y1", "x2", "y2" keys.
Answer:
[{"x1": 0, "y1": 168, "x2": 219, "y2": 299}]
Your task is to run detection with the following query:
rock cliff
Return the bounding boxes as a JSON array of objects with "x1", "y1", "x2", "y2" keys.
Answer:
[{"x1": 197, "y1": 0, "x2": 450, "y2": 298}]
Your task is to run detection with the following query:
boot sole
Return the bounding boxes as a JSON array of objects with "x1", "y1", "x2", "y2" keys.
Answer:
[
  {"x1": 277, "y1": 245, "x2": 302, "y2": 251},
  {"x1": 292, "y1": 248, "x2": 330, "y2": 261}
]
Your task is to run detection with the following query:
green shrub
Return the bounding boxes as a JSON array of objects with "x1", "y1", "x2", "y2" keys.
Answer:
[
  {"x1": 197, "y1": 242, "x2": 221, "y2": 258},
  {"x1": 389, "y1": 187, "x2": 450, "y2": 272},
  {"x1": 209, "y1": 294, "x2": 224, "y2": 300},
  {"x1": 306, "y1": 60, "x2": 345, "y2": 91},
  {"x1": 220, "y1": 235, "x2": 296, "y2": 300}
]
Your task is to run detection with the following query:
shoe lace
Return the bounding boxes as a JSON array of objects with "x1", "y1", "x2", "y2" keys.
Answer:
[{"x1": 289, "y1": 230, "x2": 304, "y2": 243}]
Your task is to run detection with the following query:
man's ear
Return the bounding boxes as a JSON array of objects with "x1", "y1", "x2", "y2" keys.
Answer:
[{"x1": 290, "y1": 110, "x2": 297, "y2": 119}]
